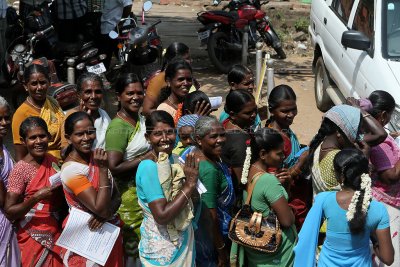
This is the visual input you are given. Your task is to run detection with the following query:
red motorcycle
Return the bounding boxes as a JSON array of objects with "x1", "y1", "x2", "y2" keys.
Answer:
[{"x1": 197, "y1": 0, "x2": 285, "y2": 73}]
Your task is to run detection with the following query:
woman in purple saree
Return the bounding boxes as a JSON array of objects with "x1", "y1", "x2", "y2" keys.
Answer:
[{"x1": 0, "y1": 96, "x2": 20, "y2": 266}]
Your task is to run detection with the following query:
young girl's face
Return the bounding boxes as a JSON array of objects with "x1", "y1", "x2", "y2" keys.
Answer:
[
  {"x1": 270, "y1": 99, "x2": 297, "y2": 128},
  {"x1": 263, "y1": 143, "x2": 285, "y2": 169},
  {"x1": 232, "y1": 73, "x2": 255, "y2": 93},
  {"x1": 232, "y1": 100, "x2": 257, "y2": 128},
  {"x1": 178, "y1": 126, "x2": 195, "y2": 147}
]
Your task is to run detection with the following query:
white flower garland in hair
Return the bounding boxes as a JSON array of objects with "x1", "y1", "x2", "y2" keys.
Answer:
[
  {"x1": 346, "y1": 191, "x2": 360, "y2": 221},
  {"x1": 360, "y1": 173, "x2": 372, "y2": 214},
  {"x1": 241, "y1": 145, "x2": 252, "y2": 184}
]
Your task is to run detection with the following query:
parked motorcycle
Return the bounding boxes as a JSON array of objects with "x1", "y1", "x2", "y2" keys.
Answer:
[
  {"x1": 3, "y1": 26, "x2": 54, "y2": 85},
  {"x1": 197, "y1": 0, "x2": 286, "y2": 73},
  {"x1": 55, "y1": 41, "x2": 108, "y2": 85},
  {"x1": 108, "y1": 0, "x2": 163, "y2": 81},
  {"x1": 3, "y1": 26, "x2": 79, "y2": 110}
]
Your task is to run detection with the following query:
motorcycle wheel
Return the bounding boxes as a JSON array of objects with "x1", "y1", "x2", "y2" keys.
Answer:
[
  {"x1": 274, "y1": 46, "x2": 286, "y2": 60},
  {"x1": 207, "y1": 31, "x2": 241, "y2": 74}
]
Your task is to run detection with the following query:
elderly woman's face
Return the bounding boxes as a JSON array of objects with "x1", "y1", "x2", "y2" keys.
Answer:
[
  {"x1": 80, "y1": 79, "x2": 103, "y2": 111},
  {"x1": 148, "y1": 122, "x2": 176, "y2": 155},
  {"x1": 22, "y1": 126, "x2": 49, "y2": 158},
  {"x1": 0, "y1": 106, "x2": 11, "y2": 139},
  {"x1": 197, "y1": 122, "x2": 226, "y2": 158},
  {"x1": 25, "y1": 72, "x2": 49, "y2": 103}
]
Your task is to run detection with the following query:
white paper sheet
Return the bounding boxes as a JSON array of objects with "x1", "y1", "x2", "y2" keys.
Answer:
[
  {"x1": 209, "y1": 96, "x2": 222, "y2": 109},
  {"x1": 49, "y1": 172, "x2": 62, "y2": 187},
  {"x1": 56, "y1": 207, "x2": 120, "y2": 266}
]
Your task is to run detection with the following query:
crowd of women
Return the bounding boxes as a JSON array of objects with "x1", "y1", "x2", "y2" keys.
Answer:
[{"x1": 0, "y1": 41, "x2": 399, "y2": 267}]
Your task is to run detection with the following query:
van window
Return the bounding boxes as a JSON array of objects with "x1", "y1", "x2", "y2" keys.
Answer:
[
  {"x1": 352, "y1": 0, "x2": 375, "y2": 39},
  {"x1": 384, "y1": 0, "x2": 400, "y2": 58},
  {"x1": 331, "y1": 0, "x2": 355, "y2": 23}
]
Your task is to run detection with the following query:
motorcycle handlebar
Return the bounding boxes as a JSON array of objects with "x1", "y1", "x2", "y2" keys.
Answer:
[
  {"x1": 36, "y1": 26, "x2": 54, "y2": 37},
  {"x1": 151, "y1": 20, "x2": 162, "y2": 27}
]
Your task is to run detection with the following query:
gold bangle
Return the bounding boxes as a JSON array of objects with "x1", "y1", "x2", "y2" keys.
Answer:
[
  {"x1": 181, "y1": 190, "x2": 190, "y2": 202},
  {"x1": 99, "y1": 185, "x2": 111, "y2": 189},
  {"x1": 362, "y1": 113, "x2": 371, "y2": 118},
  {"x1": 217, "y1": 243, "x2": 225, "y2": 250}
]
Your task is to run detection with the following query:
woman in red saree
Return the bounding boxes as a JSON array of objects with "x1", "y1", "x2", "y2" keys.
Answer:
[
  {"x1": 60, "y1": 111, "x2": 123, "y2": 266},
  {"x1": 4, "y1": 116, "x2": 64, "y2": 266}
]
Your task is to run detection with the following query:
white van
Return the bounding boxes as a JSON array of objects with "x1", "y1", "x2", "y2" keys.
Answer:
[{"x1": 309, "y1": 0, "x2": 400, "y2": 131}]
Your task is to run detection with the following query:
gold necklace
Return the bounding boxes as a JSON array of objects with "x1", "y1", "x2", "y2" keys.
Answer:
[
  {"x1": 26, "y1": 96, "x2": 42, "y2": 110},
  {"x1": 228, "y1": 120, "x2": 246, "y2": 132},
  {"x1": 167, "y1": 96, "x2": 178, "y2": 110},
  {"x1": 117, "y1": 111, "x2": 137, "y2": 127},
  {"x1": 251, "y1": 163, "x2": 267, "y2": 174},
  {"x1": 320, "y1": 145, "x2": 338, "y2": 152}
]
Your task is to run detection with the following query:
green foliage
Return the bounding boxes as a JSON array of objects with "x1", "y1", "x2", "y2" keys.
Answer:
[
  {"x1": 275, "y1": 29, "x2": 288, "y2": 42},
  {"x1": 294, "y1": 17, "x2": 309, "y2": 33},
  {"x1": 274, "y1": 11, "x2": 284, "y2": 20}
]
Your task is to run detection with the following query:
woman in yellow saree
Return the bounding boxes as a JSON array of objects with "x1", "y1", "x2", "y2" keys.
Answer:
[{"x1": 12, "y1": 64, "x2": 64, "y2": 161}]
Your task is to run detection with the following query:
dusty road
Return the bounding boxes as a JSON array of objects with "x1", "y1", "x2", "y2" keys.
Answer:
[{"x1": 140, "y1": 1, "x2": 323, "y2": 144}]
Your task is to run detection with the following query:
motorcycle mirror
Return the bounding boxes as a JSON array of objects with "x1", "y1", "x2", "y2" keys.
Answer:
[
  {"x1": 109, "y1": 31, "x2": 119, "y2": 39},
  {"x1": 143, "y1": 1, "x2": 153, "y2": 12}
]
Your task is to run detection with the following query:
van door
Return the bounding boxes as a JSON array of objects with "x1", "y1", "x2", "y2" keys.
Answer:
[
  {"x1": 340, "y1": 0, "x2": 376, "y2": 98},
  {"x1": 320, "y1": 0, "x2": 356, "y2": 88}
]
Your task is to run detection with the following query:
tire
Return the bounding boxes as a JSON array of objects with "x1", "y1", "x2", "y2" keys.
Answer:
[
  {"x1": 314, "y1": 57, "x2": 334, "y2": 111},
  {"x1": 207, "y1": 31, "x2": 241, "y2": 73},
  {"x1": 274, "y1": 46, "x2": 286, "y2": 59},
  {"x1": 262, "y1": 29, "x2": 286, "y2": 59}
]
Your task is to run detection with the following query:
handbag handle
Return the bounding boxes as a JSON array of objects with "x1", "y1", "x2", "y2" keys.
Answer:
[{"x1": 244, "y1": 172, "x2": 265, "y2": 205}]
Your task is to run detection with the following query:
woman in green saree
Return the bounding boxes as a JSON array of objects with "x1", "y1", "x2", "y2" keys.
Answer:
[{"x1": 105, "y1": 73, "x2": 153, "y2": 265}]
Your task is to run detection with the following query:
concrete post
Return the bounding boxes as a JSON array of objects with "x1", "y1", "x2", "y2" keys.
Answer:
[
  {"x1": 255, "y1": 49, "x2": 262, "y2": 90},
  {"x1": 241, "y1": 26, "x2": 249, "y2": 65}
]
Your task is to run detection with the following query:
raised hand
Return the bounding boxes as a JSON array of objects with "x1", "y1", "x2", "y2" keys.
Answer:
[
  {"x1": 192, "y1": 100, "x2": 212, "y2": 116},
  {"x1": 93, "y1": 148, "x2": 108, "y2": 169},
  {"x1": 183, "y1": 153, "x2": 199, "y2": 188},
  {"x1": 276, "y1": 168, "x2": 292, "y2": 185}
]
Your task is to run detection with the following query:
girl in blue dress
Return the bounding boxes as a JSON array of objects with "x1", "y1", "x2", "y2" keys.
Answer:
[{"x1": 295, "y1": 148, "x2": 394, "y2": 266}]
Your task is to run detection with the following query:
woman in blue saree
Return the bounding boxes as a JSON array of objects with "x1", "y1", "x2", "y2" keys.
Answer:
[{"x1": 136, "y1": 111, "x2": 199, "y2": 266}]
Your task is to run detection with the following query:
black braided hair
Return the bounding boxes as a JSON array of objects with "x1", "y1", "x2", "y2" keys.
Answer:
[{"x1": 333, "y1": 148, "x2": 370, "y2": 234}]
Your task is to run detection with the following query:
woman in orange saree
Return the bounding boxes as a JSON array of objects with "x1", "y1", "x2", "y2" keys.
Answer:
[
  {"x1": 4, "y1": 116, "x2": 64, "y2": 266},
  {"x1": 60, "y1": 112, "x2": 123, "y2": 266}
]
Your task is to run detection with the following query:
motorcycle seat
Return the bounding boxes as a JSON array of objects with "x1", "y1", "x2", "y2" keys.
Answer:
[
  {"x1": 208, "y1": 10, "x2": 239, "y2": 21},
  {"x1": 55, "y1": 41, "x2": 84, "y2": 57}
]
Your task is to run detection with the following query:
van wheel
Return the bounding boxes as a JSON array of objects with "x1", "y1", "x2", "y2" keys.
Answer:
[{"x1": 314, "y1": 57, "x2": 334, "y2": 112}]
